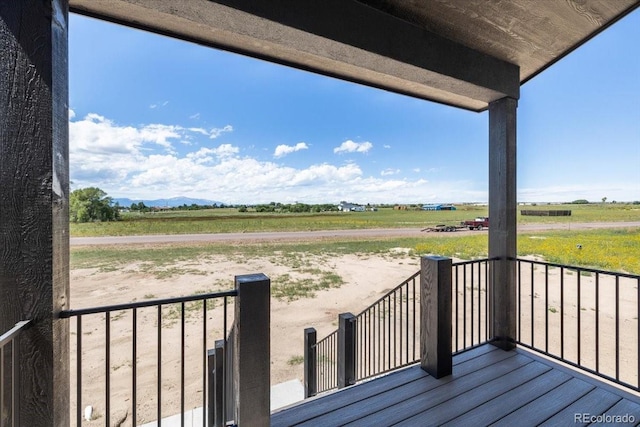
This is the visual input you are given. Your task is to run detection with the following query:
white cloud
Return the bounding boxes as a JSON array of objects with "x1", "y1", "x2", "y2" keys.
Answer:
[
  {"x1": 383, "y1": 144, "x2": 391, "y2": 149},
  {"x1": 69, "y1": 113, "x2": 229, "y2": 186},
  {"x1": 69, "y1": 113, "x2": 498, "y2": 204},
  {"x1": 274, "y1": 142, "x2": 309, "y2": 158},
  {"x1": 186, "y1": 147, "x2": 217, "y2": 164},
  {"x1": 212, "y1": 143, "x2": 240, "y2": 158},
  {"x1": 209, "y1": 125, "x2": 233, "y2": 139},
  {"x1": 189, "y1": 113, "x2": 201, "y2": 120},
  {"x1": 334, "y1": 140, "x2": 373, "y2": 154},
  {"x1": 150, "y1": 101, "x2": 169, "y2": 109},
  {"x1": 413, "y1": 168, "x2": 421, "y2": 173},
  {"x1": 188, "y1": 127, "x2": 209, "y2": 136},
  {"x1": 381, "y1": 168, "x2": 400, "y2": 176},
  {"x1": 69, "y1": 109, "x2": 76, "y2": 120}
]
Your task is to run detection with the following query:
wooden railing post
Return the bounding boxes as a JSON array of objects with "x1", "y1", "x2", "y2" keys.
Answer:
[
  {"x1": 304, "y1": 328, "x2": 317, "y2": 397},
  {"x1": 207, "y1": 340, "x2": 224, "y2": 427},
  {"x1": 338, "y1": 313, "x2": 356, "y2": 388},
  {"x1": 232, "y1": 274, "x2": 270, "y2": 426},
  {"x1": 207, "y1": 348, "x2": 215, "y2": 427},
  {"x1": 421, "y1": 256, "x2": 452, "y2": 378}
]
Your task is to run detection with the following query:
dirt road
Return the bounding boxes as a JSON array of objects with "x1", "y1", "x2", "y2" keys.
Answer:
[{"x1": 70, "y1": 221, "x2": 640, "y2": 246}]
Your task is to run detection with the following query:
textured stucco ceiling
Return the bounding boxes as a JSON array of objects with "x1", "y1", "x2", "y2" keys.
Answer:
[{"x1": 69, "y1": 0, "x2": 639, "y2": 111}]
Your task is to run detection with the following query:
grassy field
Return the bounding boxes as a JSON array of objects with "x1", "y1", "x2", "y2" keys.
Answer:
[
  {"x1": 70, "y1": 203, "x2": 640, "y2": 237},
  {"x1": 71, "y1": 227, "x2": 640, "y2": 275}
]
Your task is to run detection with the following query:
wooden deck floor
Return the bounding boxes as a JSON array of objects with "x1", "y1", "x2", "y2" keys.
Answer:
[{"x1": 272, "y1": 344, "x2": 640, "y2": 426}]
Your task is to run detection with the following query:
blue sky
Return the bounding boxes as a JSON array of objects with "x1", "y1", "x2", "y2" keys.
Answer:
[{"x1": 69, "y1": 10, "x2": 639, "y2": 205}]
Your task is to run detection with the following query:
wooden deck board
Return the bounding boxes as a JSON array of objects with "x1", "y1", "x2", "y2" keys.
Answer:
[
  {"x1": 352, "y1": 355, "x2": 539, "y2": 427},
  {"x1": 394, "y1": 361, "x2": 550, "y2": 426},
  {"x1": 593, "y1": 399, "x2": 640, "y2": 426},
  {"x1": 270, "y1": 364, "x2": 429, "y2": 426},
  {"x1": 272, "y1": 344, "x2": 640, "y2": 427},
  {"x1": 538, "y1": 388, "x2": 623, "y2": 427},
  {"x1": 443, "y1": 369, "x2": 572, "y2": 426},
  {"x1": 271, "y1": 345, "x2": 501, "y2": 427},
  {"x1": 490, "y1": 377, "x2": 595, "y2": 426}
]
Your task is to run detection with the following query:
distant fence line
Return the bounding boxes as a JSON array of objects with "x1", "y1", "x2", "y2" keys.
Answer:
[{"x1": 521, "y1": 210, "x2": 572, "y2": 216}]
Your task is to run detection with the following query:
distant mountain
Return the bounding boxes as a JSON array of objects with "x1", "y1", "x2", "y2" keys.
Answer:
[{"x1": 113, "y1": 196, "x2": 224, "y2": 208}]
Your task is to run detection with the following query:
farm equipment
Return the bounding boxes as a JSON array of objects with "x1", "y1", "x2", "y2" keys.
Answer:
[
  {"x1": 422, "y1": 217, "x2": 489, "y2": 232},
  {"x1": 421, "y1": 224, "x2": 460, "y2": 232}
]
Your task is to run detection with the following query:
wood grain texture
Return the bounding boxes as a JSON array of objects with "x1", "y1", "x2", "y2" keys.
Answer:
[
  {"x1": 314, "y1": 352, "x2": 529, "y2": 427},
  {"x1": 488, "y1": 97, "x2": 517, "y2": 350},
  {"x1": 0, "y1": 1, "x2": 70, "y2": 425},
  {"x1": 358, "y1": 355, "x2": 537, "y2": 426},
  {"x1": 598, "y1": 398, "x2": 640, "y2": 426},
  {"x1": 233, "y1": 274, "x2": 270, "y2": 426},
  {"x1": 420, "y1": 256, "x2": 452, "y2": 378},
  {"x1": 357, "y1": 0, "x2": 637, "y2": 82},
  {"x1": 304, "y1": 327, "x2": 317, "y2": 398},
  {"x1": 443, "y1": 368, "x2": 571, "y2": 426},
  {"x1": 271, "y1": 362, "x2": 429, "y2": 426},
  {"x1": 491, "y1": 377, "x2": 595, "y2": 426},
  {"x1": 338, "y1": 313, "x2": 356, "y2": 388}
]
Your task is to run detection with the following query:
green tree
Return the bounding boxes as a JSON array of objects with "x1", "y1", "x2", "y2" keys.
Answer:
[{"x1": 70, "y1": 187, "x2": 120, "y2": 222}]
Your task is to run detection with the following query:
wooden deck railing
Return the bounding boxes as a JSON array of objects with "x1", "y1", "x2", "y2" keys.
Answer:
[
  {"x1": 515, "y1": 259, "x2": 640, "y2": 391},
  {"x1": 304, "y1": 257, "x2": 492, "y2": 397},
  {"x1": 0, "y1": 320, "x2": 32, "y2": 427},
  {"x1": 59, "y1": 273, "x2": 270, "y2": 427},
  {"x1": 355, "y1": 272, "x2": 420, "y2": 382},
  {"x1": 452, "y1": 259, "x2": 492, "y2": 352},
  {"x1": 304, "y1": 256, "x2": 640, "y2": 398}
]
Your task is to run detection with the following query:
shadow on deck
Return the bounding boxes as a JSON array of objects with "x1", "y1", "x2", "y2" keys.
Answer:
[{"x1": 272, "y1": 343, "x2": 640, "y2": 426}]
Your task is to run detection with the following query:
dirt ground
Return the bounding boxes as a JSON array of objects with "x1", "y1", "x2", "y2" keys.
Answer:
[{"x1": 70, "y1": 251, "x2": 421, "y2": 425}]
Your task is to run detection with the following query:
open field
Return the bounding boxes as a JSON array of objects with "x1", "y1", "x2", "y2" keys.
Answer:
[
  {"x1": 72, "y1": 228, "x2": 640, "y2": 275},
  {"x1": 70, "y1": 203, "x2": 640, "y2": 237}
]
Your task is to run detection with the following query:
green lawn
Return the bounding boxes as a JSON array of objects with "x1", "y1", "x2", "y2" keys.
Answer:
[{"x1": 70, "y1": 203, "x2": 640, "y2": 237}]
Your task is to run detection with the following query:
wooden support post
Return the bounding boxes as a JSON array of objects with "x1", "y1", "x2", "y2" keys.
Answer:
[
  {"x1": 0, "y1": 1, "x2": 70, "y2": 426},
  {"x1": 421, "y1": 256, "x2": 452, "y2": 378},
  {"x1": 338, "y1": 313, "x2": 356, "y2": 388},
  {"x1": 489, "y1": 97, "x2": 518, "y2": 350},
  {"x1": 232, "y1": 274, "x2": 270, "y2": 427},
  {"x1": 304, "y1": 328, "x2": 317, "y2": 397}
]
